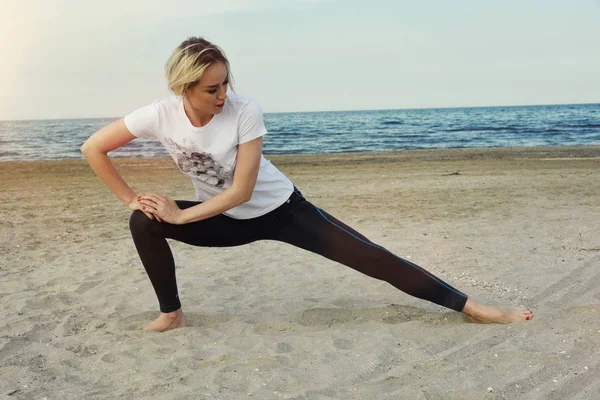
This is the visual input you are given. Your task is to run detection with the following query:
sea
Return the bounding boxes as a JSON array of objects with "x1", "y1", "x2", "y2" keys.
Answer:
[{"x1": 0, "y1": 103, "x2": 599, "y2": 162}]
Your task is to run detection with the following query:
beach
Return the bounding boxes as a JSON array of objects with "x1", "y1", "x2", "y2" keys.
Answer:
[{"x1": 1, "y1": 145, "x2": 599, "y2": 399}]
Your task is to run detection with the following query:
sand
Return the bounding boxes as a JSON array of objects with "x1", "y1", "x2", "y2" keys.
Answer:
[{"x1": 1, "y1": 145, "x2": 599, "y2": 399}]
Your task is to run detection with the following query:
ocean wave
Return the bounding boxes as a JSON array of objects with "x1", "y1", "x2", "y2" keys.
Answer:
[
  {"x1": 442, "y1": 126, "x2": 520, "y2": 132},
  {"x1": 0, "y1": 150, "x2": 21, "y2": 157},
  {"x1": 561, "y1": 123, "x2": 600, "y2": 129},
  {"x1": 381, "y1": 120, "x2": 404, "y2": 125}
]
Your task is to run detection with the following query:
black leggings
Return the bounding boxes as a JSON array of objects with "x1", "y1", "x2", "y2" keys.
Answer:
[{"x1": 129, "y1": 188, "x2": 468, "y2": 313}]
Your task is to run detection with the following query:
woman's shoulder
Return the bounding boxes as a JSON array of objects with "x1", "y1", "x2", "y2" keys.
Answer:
[
  {"x1": 150, "y1": 95, "x2": 182, "y2": 111},
  {"x1": 226, "y1": 92, "x2": 261, "y2": 111},
  {"x1": 225, "y1": 93, "x2": 265, "y2": 122}
]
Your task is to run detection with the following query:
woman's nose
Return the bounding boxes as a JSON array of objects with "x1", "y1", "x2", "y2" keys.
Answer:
[{"x1": 218, "y1": 86, "x2": 227, "y2": 100}]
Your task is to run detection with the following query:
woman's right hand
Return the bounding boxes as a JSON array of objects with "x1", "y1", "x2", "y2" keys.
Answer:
[{"x1": 128, "y1": 196, "x2": 163, "y2": 222}]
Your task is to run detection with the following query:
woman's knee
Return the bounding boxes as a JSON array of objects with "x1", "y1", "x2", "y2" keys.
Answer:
[{"x1": 129, "y1": 210, "x2": 157, "y2": 235}]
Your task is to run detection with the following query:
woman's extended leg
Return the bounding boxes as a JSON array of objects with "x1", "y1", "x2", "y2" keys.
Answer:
[
  {"x1": 270, "y1": 192, "x2": 533, "y2": 323},
  {"x1": 128, "y1": 200, "x2": 259, "y2": 331}
]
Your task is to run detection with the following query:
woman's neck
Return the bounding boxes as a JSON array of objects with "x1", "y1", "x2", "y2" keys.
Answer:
[{"x1": 183, "y1": 98, "x2": 214, "y2": 127}]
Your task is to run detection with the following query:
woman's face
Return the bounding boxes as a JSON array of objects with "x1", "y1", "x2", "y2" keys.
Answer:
[{"x1": 185, "y1": 62, "x2": 229, "y2": 115}]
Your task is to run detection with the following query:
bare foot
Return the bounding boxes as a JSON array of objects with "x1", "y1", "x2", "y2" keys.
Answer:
[
  {"x1": 144, "y1": 308, "x2": 187, "y2": 332},
  {"x1": 462, "y1": 298, "x2": 534, "y2": 324}
]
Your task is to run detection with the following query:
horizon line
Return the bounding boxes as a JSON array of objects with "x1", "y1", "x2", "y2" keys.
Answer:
[{"x1": 1, "y1": 101, "x2": 598, "y2": 122}]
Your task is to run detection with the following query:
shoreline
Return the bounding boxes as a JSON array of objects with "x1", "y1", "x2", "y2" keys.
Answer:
[{"x1": 2, "y1": 144, "x2": 600, "y2": 169}]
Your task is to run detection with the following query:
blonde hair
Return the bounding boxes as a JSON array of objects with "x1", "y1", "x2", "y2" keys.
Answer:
[{"x1": 165, "y1": 37, "x2": 233, "y2": 96}]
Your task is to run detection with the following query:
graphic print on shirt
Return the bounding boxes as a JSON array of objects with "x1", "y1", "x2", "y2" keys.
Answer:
[{"x1": 164, "y1": 138, "x2": 234, "y2": 188}]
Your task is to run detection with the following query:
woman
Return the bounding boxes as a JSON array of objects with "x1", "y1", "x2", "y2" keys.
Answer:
[{"x1": 81, "y1": 37, "x2": 533, "y2": 332}]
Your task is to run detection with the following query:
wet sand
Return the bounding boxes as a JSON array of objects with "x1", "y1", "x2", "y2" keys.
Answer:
[{"x1": 1, "y1": 145, "x2": 600, "y2": 399}]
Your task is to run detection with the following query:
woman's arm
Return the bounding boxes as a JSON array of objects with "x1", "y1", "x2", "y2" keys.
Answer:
[
  {"x1": 81, "y1": 118, "x2": 157, "y2": 220},
  {"x1": 140, "y1": 137, "x2": 263, "y2": 224},
  {"x1": 81, "y1": 118, "x2": 138, "y2": 205}
]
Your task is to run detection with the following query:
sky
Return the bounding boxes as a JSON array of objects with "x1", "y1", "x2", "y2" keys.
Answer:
[{"x1": 1, "y1": 0, "x2": 599, "y2": 120}]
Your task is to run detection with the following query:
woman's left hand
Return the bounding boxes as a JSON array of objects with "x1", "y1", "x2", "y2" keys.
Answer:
[{"x1": 138, "y1": 194, "x2": 183, "y2": 224}]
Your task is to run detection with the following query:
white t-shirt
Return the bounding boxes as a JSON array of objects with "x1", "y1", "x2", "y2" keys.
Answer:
[{"x1": 123, "y1": 92, "x2": 294, "y2": 219}]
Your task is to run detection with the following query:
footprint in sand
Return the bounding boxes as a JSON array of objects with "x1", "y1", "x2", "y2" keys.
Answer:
[
  {"x1": 333, "y1": 338, "x2": 354, "y2": 350},
  {"x1": 298, "y1": 304, "x2": 432, "y2": 327},
  {"x1": 276, "y1": 342, "x2": 293, "y2": 353}
]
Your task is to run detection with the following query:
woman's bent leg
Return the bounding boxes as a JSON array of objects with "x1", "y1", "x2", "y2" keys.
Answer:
[
  {"x1": 129, "y1": 200, "x2": 258, "y2": 314},
  {"x1": 129, "y1": 210, "x2": 181, "y2": 313},
  {"x1": 272, "y1": 197, "x2": 468, "y2": 312}
]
